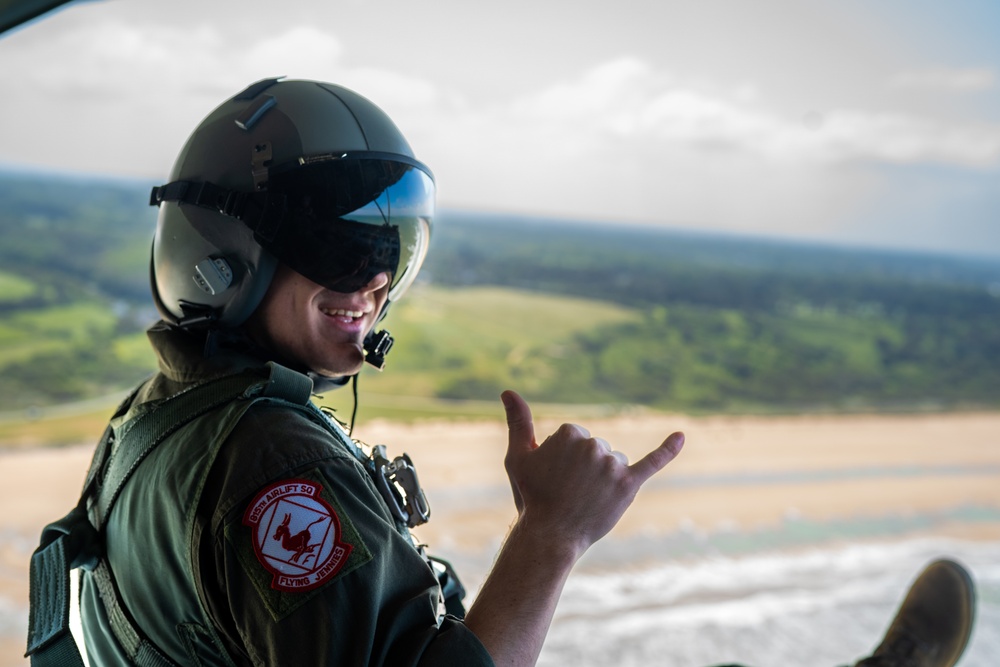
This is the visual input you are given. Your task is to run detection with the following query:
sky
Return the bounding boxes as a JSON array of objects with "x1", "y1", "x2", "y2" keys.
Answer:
[{"x1": 1, "y1": 0, "x2": 999, "y2": 258}]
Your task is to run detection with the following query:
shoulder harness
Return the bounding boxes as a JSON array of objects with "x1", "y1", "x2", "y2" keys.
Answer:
[{"x1": 25, "y1": 362, "x2": 313, "y2": 667}]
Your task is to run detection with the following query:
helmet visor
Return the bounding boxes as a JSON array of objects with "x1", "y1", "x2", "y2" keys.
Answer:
[{"x1": 263, "y1": 155, "x2": 433, "y2": 301}]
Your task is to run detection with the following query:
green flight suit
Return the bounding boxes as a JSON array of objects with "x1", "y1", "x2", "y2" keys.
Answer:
[{"x1": 79, "y1": 322, "x2": 494, "y2": 666}]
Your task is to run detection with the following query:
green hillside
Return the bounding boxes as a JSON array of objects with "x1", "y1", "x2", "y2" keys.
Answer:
[
  {"x1": 2, "y1": 171, "x2": 1000, "y2": 427},
  {"x1": 424, "y1": 212, "x2": 1000, "y2": 413}
]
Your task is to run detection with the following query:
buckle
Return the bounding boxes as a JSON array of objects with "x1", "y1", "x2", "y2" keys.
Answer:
[
  {"x1": 218, "y1": 190, "x2": 244, "y2": 217},
  {"x1": 370, "y1": 445, "x2": 430, "y2": 528}
]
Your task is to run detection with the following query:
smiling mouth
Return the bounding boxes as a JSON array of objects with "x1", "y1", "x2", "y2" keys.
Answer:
[{"x1": 320, "y1": 307, "x2": 365, "y2": 319}]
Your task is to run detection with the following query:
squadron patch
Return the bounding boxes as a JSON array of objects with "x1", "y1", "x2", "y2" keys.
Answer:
[{"x1": 243, "y1": 478, "x2": 353, "y2": 593}]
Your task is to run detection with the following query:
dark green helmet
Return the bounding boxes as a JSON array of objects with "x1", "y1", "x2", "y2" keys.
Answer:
[{"x1": 150, "y1": 78, "x2": 434, "y2": 342}]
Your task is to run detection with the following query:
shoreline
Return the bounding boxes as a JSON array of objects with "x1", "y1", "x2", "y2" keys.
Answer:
[
  {"x1": 3, "y1": 402, "x2": 1000, "y2": 450},
  {"x1": 3, "y1": 410, "x2": 1000, "y2": 666}
]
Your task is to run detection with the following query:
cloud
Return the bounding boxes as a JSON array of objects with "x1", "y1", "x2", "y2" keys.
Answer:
[
  {"x1": 0, "y1": 14, "x2": 1000, "y2": 256},
  {"x1": 496, "y1": 57, "x2": 1000, "y2": 169},
  {"x1": 0, "y1": 18, "x2": 357, "y2": 176},
  {"x1": 890, "y1": 67, "x2": 996, "y2": 92},
  {"x1": 1, "y1": 20, "x2": 222, "y2": 96},
  {"x1": 510, "y1": 57, "x2": 666, "y2": 122},
  {"x1": 243, "y1": 26, "x2": 344, "y2": 80},
  {"x1": 6, "y1": 16, "x2": 999, "y2": 179},
  {"x1": 795, "y1": 111, "x2": 1000, "y2": 167},
  {"x1": 0, "y1": 17, "x2": 345, "y2": 98},
  {"x1": 405, "y1": 55, "x2": 999, "y2": 248}
]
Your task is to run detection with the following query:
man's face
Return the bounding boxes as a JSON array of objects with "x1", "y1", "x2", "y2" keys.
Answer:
[{"x1": 246, "y1": 264, "x2": 391, "y2": 377}]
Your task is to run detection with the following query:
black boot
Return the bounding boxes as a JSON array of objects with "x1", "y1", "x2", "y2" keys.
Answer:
[{"x1": 854, "y1": 559, "x2": 975, "y2": 667}]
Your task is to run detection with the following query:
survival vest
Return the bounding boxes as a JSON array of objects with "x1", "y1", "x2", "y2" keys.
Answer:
[{"x1": 27, "y1": 363, "x2": 324, "y2": 666}]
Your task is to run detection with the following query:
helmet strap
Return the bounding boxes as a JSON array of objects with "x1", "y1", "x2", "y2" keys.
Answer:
[{"x1": 149, "y1": 180, "x2": 287, "y2": 242}]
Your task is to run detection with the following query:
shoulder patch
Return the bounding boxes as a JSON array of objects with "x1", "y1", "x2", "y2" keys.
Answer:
[
  {"x1": 242, "y1": 478, "x2": 353, "y2": 592},
  {"x1": 227, "y1": 468, "x2": 373, "y2": 620}
]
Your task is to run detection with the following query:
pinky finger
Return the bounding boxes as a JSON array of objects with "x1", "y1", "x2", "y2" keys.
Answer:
[{"x1": 629, "y1": 432, "x2": 685, "y2": 484}]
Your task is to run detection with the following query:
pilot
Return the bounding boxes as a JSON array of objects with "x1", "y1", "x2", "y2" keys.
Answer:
[{"x1": 44, "y1": 78, "x2": 973, "y2": 667}]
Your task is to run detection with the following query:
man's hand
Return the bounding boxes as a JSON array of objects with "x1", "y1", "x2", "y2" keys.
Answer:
[
  {"x1": 501, "y1": 389, "x2": 684, "y2": 559},
  {"x1": 465, "y1": 390, "x2": 684, "y2": 665}
]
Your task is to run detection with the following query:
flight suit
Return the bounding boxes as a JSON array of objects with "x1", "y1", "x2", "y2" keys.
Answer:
[{"x1": 79, "y1": 322, "x2": 494, "y2": 666}]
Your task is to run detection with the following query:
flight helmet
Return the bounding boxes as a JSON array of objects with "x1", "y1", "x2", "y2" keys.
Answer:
[{"x1": 149, "y1": 77, "x2": 434, "y2": 368}]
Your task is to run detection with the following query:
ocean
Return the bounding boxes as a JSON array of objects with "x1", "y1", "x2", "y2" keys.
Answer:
[
  {"x1": 44, "y1": 532, "x2": 999, "y2": 667},
  {"x1": 49, "y1": 534, "x2": 999, "y2": 667},
  {"x1": 538, "y1": 537, "x2": 1000, "y2": 666}
]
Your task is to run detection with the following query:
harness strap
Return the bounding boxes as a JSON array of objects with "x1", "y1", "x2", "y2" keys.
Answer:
[
  {"x1": 93, "y1": 368, "x2": 273, "y2": 529},
  {"x1": 89, "y1": 560, "x2": 176, "y2": 667},
  {"x1": 25, "y1": 395, "x2": 136, "y2": 667},
  {"x1": 26, "y1": 532, "x2": 83, "y2": 667},
  {"x1": 26, "y1": 362, "x2": 312, "y2": 666}
]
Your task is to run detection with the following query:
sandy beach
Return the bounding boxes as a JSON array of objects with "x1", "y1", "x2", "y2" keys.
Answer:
[
  {"x1": 3, "y1": 410, "x2": 999, "y2": 665},
  {"x1": 367, "y1": 411, "x2": 1000, "y2": 554}
]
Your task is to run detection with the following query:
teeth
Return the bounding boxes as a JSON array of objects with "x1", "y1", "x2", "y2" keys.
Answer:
[{"x1": 321, "y1": 308, "x2": 364, "y2": 318}]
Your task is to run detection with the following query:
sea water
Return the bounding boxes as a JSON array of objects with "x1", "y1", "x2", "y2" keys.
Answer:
[
  {"x1": 41, "y1": 534, "x2": 1000, "y2": 667},
  {"x1": 539, "y1": 537, "x2": 1000, "y2": 667}
]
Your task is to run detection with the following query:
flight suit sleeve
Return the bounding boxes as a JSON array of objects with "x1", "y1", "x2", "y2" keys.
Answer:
[{"x1": 194, "y1": 405, "x2": 495, "y2": 667}]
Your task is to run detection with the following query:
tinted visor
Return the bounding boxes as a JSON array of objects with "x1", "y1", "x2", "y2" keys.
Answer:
[{"x1": 263, "y1": 155, "x2": 433, "y2": 300}]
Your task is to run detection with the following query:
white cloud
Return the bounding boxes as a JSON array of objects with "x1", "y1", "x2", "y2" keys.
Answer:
[
  {"x1": 799, "y1": 112, "x2": 1000, "y2": 167},
  {"x1": 1, "y1": 0, "x2": 996, "y2": 256},
  {"x1": 0, "y1": 17, "x2": 345, "y2": 97},
  {"x1": 493, "y1": 57, "x2": 1000, "y2": 169},
  {"x1": 243, "y1": 26, "x2": 344, "y2": 79},
  {"x1": 0, "y1": 18, "x2": 355, "y2": 176},
  {"x1": 404, "y1": 56, "x2": 999, "y2": 246},
  {"x1": 7, "y1": 18, "x2": 998, "y2": 178},
  {"x1": 890, "y1": 67, "x2": 996, "y2": 92},
  {"x1": 511, "y1": 57, "x2": 664, "y2": 122},
  {"x1": 0, "y1": 20, "x2": 225, "y2": 95}
]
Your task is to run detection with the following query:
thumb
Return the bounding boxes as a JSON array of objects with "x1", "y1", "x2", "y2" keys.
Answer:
[{"x1": 501, "y1": 390, "x2": 536, "y2": 457}]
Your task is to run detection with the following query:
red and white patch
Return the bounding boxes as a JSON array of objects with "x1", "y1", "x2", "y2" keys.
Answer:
[{"x1": 243, "y1": 479, "x2": 353, "y2": 593}]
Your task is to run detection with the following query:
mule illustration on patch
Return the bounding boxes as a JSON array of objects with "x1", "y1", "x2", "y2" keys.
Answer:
[{"x1": 243, "y1": 479, "x2": 353, "y2": 593}]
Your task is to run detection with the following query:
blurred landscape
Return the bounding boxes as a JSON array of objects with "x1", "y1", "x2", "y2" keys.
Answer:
[
  {"x1": 2, "y1": 169, "x2": 1000, "y2": 421},
  {"x1": 2, "y1": 170, "x2": 999, "y2": 665}
]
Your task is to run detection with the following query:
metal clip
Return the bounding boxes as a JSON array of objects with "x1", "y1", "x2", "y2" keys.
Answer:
[{"x1": 371, "y1": 445, "x2": 430, "y2": 528}]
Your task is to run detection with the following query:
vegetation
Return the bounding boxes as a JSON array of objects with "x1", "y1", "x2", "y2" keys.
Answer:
[
  {"x1": 0, "y1": 171, "x2": 159, "y2": 411},
  {"x1": 2, "y1": 171, "x2": 1000, "y2": 432},
  {"x1": 0, "y1": 270, "x2": 38, "y2": 304},
  {"x1": 420, "y1": 211, "x2": 1000, "y2": 413}
]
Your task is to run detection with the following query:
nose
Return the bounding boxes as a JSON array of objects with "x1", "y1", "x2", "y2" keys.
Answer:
[{"x1": 361, "y1": 271, "x2": 391, "y2": 293}]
